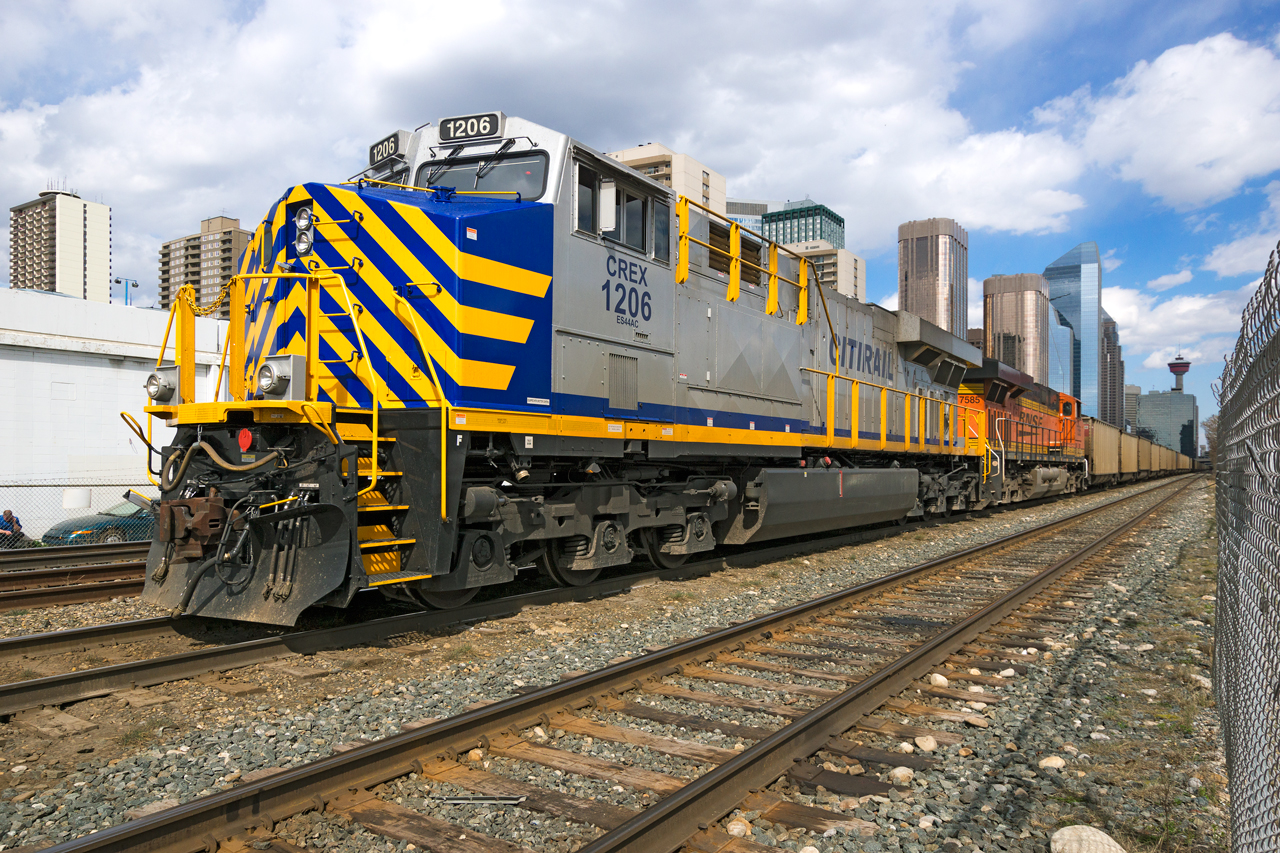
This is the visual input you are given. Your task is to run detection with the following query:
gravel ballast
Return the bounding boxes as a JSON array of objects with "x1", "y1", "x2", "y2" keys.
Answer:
[{"x1": 0, "y1": 477, "x2": 1221, "y2": 851}]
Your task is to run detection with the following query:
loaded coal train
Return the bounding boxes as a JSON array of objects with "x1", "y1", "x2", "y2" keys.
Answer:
[{"x1": 129, "y1": 113, "x2": 1192, "y2": 625}]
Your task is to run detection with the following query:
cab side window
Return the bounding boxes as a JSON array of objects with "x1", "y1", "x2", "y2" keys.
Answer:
[
  {"x1": 574, "y1": 158, "x2": 668, "y2": 263},
  {"x1": 576, "y1": 165, "x2": 598, "y2": 233},
  {"x1": 604, "y1": 186, "x2": 647, "y2": 252},
  {"x1": 653, "y1": 200, "x2": 670, "y2": 263}
]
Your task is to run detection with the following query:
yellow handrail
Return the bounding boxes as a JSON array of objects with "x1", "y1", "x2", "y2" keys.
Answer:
[
  {"x1": 800, "y1": 366, "x2": 985, "y2": 454},
  {"x1": 392, "y1": 291, "x2": 453, "y2": 520},
  {"x1": 675, "y1": 195, "x2": 811, "y2": 327}
]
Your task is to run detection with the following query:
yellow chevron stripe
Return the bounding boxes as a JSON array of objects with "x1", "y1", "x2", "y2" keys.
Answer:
[
  {"x1": 366, "y1": 191, "x2": 551, "y2": 298},
  {"x1": 319, "y1": 190, "x2": 534, "y2": 344},
  {"x1": 315, "y1": 234, "x2": 516, "y2": 392}
]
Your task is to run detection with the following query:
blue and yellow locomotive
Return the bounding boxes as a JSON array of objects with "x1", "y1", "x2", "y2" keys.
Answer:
[{"x1": 133, "y1": 113, "x2": 1105, "y2": 625}]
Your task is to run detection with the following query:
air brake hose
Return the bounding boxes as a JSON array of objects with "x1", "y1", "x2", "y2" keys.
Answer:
[
  {"x1": 161, "y1": 441, "x2": 282, "y2": 491},
  {"x1": 172, "y1": 555, "x2": 219, "y2": 617}
]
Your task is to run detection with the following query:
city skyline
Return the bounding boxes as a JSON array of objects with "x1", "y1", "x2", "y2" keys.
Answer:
[{"x1": 2, "y1": 2, "x2": 1279, "y2": 426}]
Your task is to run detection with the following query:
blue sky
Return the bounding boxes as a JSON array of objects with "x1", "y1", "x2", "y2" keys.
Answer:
[{"x1": 3, "y1": 0, "x2": 1279, "y2": 435}]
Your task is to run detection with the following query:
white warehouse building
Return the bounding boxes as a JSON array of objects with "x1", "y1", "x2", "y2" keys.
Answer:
[{"x1": 0, "y1": 288, "x2": 226, "y2": 538}]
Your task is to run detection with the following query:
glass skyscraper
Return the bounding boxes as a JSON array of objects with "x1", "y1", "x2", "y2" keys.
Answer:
[
  {"x1": 762, "y1": 200, "x2": 845, "y2": 249},
  {"x1": 1047, "y1": 310, "x2": 1074, "y2": 396},
  {"x1": 1043, "y1": 242, "x2": 1102, "y2": 417}
]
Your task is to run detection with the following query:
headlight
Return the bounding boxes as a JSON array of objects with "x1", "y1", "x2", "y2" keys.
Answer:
[
  {"x1": 294, "y1": 207, "x2": 314, "y2": 231},
  {"x1": 294, "y1": 229, "x2": 313, "y2": 256},
  {"x1": 145, "y1": 372, "x2": 174, "y2": 402},
  {"x1": 257, "y1": 363, "x2": 280, "y2": 394}
]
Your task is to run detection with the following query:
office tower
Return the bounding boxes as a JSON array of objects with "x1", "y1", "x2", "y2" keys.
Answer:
[
  {"x1": 158, "y1": 217, "x2": 253, "y2": 321},
  {"x1": 726, "y1": 198, "x2": 783, "y2": 233},
  {"x1": 982, "y1": 274, "x2": 1050, "y2": 384},
  {"x1": 9, "y1": 190, "x2": 111, "y2": 302},
  {"x1": 1098, "y1": 310, "x2": 1125, "y2": 428},
  {"x1": 785, "y1": 239, "x2": 865, "y2": 302},
  {"x1": 966, "y1": 328, "x2": 984, "y2": 349},
  {"x1": 607, "y1": 144, "x2": 726, "y2": 214},
  {"x1": 764, "y1": 200, "x2": 846, "y2": 249},
  {"x1": 1124, "y1": 384, "x2": 1141, "y2": 432},
  {"x1": 898, "y1": 218, "x2": 968, "y2": 335},
  {"x1": 1134, "y1": 356, "x2": 1198, "y2": 456},
  {"x1": 1043, "y1": 242, "x2": 1102, "y2": 417}
]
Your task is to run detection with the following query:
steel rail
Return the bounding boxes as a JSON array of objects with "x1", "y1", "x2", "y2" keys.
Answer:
[
  {"x1": 39, "y1": 475, "x2": 1197, "y2": 853},
  {"x1": 0, "y1": 476, "x2": 1193, "y2": 716},
  {"x1": 579, "y1": 476, "x2": 1197, "y2": 853},
  {"x1": 0, "y1": 541, "x2": 149, "y2": 572},
  {"x1": 0, "y1": 578, "x2": 145, "y2": 613},
  {"x1": 0, "y1": 560, "x2": 145, "y2": 593}
]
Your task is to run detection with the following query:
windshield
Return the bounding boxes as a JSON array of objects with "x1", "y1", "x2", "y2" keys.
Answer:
[
  {"x1": 415, "y1": 152, "x2": 548, "y2": 200},
  {"x1": 101, "y1": 501, "x2": 140, "y2": 517}
]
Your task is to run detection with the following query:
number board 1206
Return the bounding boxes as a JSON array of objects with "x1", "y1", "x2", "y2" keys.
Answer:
[{"x1": 438, "y1": 112, "x2": 505, "y2": 143}]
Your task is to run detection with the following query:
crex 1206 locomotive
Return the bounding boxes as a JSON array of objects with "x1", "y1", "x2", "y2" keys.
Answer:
[{"x1": 128, "y1": 113, "x2": 1188, "y2": 626}]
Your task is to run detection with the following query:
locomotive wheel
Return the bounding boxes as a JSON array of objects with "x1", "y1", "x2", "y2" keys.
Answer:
[
  {"x1": 643, "y1": 529, "x2": 688, "y2": 570},
  {"x1": 538, "y1": 539, "x2": 602, "y2": 587},
  {"x1": 412, "y1": 587, "x2": 479, "y2": 609}
]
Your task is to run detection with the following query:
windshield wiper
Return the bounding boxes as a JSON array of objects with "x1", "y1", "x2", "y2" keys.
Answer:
[
  {"x1": 475, "y1": 138, "x2": 517, "y2": 181},
  {"x1": 423, "y1": 145, "x2": 466, "y2": 185}
]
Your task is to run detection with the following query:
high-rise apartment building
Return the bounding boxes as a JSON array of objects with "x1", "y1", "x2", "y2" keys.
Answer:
[
  {"x1": 1098, "y1": 309, "x2": 1125, "y2": 429},
  {"x1": 726, "y1": 198, "x2": 783, "y2": 233},
  {"x1": 784, "y1": 239, "x2": 865, "y2": 302},
  {"x1": 982, "y1": 274, "x2": 1050, "y2": 385},
  {"x1": 9, "y1": 190, "x2": 111, "y2": 302},
  {"x1": 1043, "y1": 242, "x2": 1102, "y2": 417},
  {"x1": 158, "y1": 216, "x2": 252, "y2": 320},
  {"x1": 607, "y1": 144, "x2": 726, "y2": 214},
  {"x1": 898, "y1": 218, "x2": 968, "y2": 336},
  {"x1": 763, "y1": 200, "x2": 845, "y2": 250}
]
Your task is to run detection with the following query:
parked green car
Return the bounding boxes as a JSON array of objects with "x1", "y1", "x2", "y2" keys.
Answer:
[{"x1": 41, "y1": 501, "x2": 154, "y2": 546}]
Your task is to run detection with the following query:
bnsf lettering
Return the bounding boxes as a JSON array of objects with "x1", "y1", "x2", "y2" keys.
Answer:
[{"x1": 829, "y1": 335, "x2": 894, "y2": 381}]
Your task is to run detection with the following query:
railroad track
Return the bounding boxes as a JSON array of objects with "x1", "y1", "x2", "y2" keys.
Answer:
[
  {"x1": 0, "y1": 476, "x2": 1191, "y2": 719},
  {"x1": 0, "y1": 540, "x2": 149, "y2": 573},
  {"x1": 37, "y1": 475, "x2": 1198, "y2": 853},
  {"x1": 0, "y1": 560, "x2": 145, "y2": 612},
  {"x1": 0, "y1": 478, "x2": 1165, "y2": 615}
]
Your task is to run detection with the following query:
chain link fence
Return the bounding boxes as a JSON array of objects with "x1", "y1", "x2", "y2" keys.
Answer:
[
  {"x1": 1215, "y1": 239, "x2": 1280, "y2": 849},
  {"x1": 0, "y1": 477, "x2": 157, "y2": 549}
]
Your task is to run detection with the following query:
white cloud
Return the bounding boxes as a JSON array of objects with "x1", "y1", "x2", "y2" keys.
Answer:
[
  {"x1": 967, "y1": 276, "x2": 983, "y2": 330},
  {"x1": 878, "y1": 292, "x2": 899, "y2": 311},
  {"x1": 1102, "y1": 282, "x2": 1254, "y2": 355},
  {"x1": 0, "y1": 1, "x2": 1095, "y2": 300},
  {"x1": 1079, "y1": 33, "x2": 1280, "y2": 209},
  {"x1": 1146, "y1": 270, "x2": 1192, "y2": 291},
  {"x1": 1101, "y1": 247, "x2": 1123, "y2": 273},
  {"x1": 1202, "y1": 180, "x2": 1280, "y2": 277},
  {"x1": 1141, "y1": 345, "x2": 1202, "y2": 370}
]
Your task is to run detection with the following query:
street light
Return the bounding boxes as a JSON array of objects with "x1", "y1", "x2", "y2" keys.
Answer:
[{"x1": 112, "y1": 277, "x2": 139, "y2": 306}]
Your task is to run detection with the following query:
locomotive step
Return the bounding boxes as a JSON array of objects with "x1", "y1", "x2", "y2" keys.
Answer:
[
  {"x1": 356, "y1": 504, "x2": 411, "y2": 515},
  {"x1": 335, "y1": 423, "x2": 397, "y2": 444},
  {"x1": 364, "y1": 570, "x2": 433, "y2": 586},
  {"x1": 358, "y1": 537, "x2": 417, "y2": 551}
]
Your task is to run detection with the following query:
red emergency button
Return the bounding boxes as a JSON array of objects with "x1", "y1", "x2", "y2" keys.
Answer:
[{"x1": 238, "y1": 428, "x2": 253, "y2": 452}]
